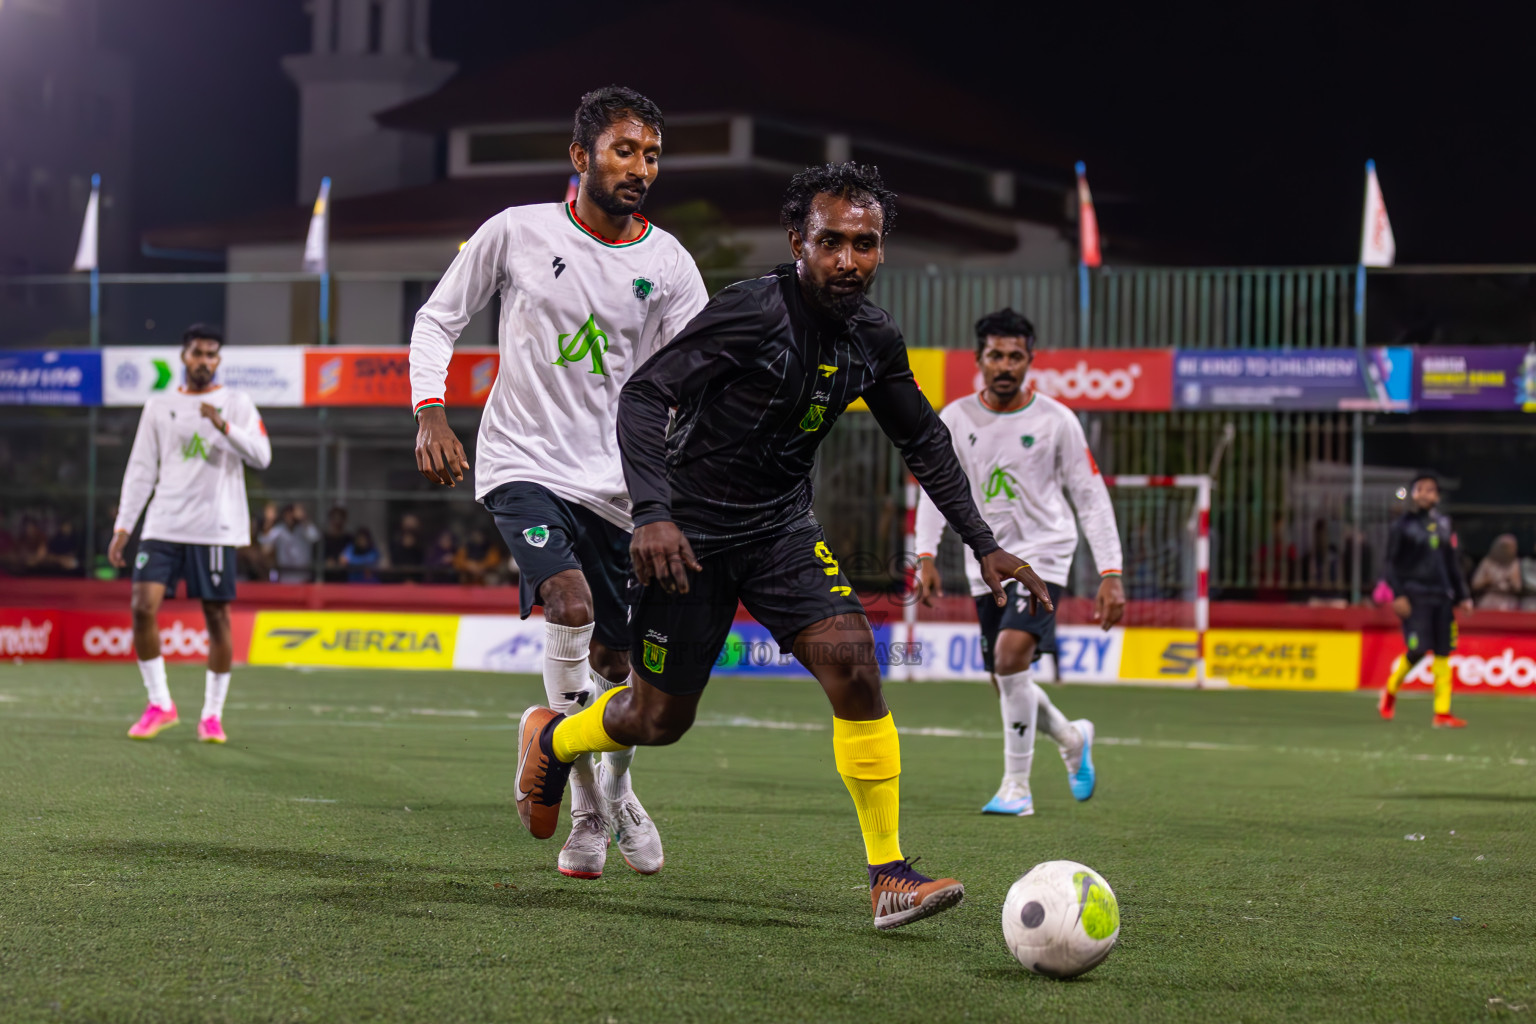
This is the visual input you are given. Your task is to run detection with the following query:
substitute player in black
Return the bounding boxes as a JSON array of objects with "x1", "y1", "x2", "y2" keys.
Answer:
[
  {"x1": 513, "y1": 163, "x2": 1054, "y2": 931},
  {"x1": 1377, "y1": 472, "x2": 1472, "y2": 727}
]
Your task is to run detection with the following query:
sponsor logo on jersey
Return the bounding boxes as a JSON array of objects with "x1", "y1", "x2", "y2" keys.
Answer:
[
  {"x1": 817, "y1": 364, "x2": 839, "y2": 377},
  {"x1": 552, "y1": 255, "x2": 567, "y2": 279},
  {"x1": 523, "y1": 526, "x2": 550, "y2": 548},
  {"x1": 632, "y1": 277, "x2": 654, "y2": 300},
  {"x1": 642, "y1": 639, "x2": 667, "y2": 673},
  {"x1": 553, "y1": 315, "x2": 609, "y2": 376},
  {"x1": 181, "y1": 431, "x2": 211, "y2": 461},
  {"x1": 799, "y1": 404, "x2": 827, "y2": 431},
  {"x1": 983, "y1": 466, "x2": 1021, "y2": 501}
]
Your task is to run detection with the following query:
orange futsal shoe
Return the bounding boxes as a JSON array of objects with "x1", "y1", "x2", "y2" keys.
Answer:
[
  {"x1": 1432, "y1": 713, "x2": 1467, "y2": 729},
  {"x1": 869, "y1": 857, "x2": 965, "y2": 931},
  {"x1": 515, "y1": 706, "x2": 573, "y2": 840},
  {"x1": 1377, "y1": 690, "x2": 1396, "y2": 720}
]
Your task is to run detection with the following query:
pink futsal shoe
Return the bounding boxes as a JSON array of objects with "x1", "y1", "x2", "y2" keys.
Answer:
[
  {"x1": 128, "y1": 703, "x2": 179, "y2": 740},
  {"x1": 198, "y1": 716, "x2": 227, "y2": 744}
]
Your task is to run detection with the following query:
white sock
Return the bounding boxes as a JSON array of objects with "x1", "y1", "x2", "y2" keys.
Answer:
[
  {"x1": 1031, "y1": 681, "x2": 1081, "y2": 751},
  {"x1": 202, "y1": 670, "x2": 231, "y2": 720},
  {"x1": 138, "y1": 657, "x2": 171, "y2": 710},
  {"x1": 996, "y1": 670, "x2": 1038, "y2": 780},
  {"x1": 591, "y1": 668, "x2": 636, "y2": 802},
  {"x1": 543, "y1": 622, "x2": 595, "y2": 714},
  {"x1": 568, "y1": 753, "x2": 600, "y2": 816}
]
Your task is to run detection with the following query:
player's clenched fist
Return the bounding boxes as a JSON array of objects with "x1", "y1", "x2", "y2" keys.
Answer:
[
  {"x1": 979, "y1": 549, "x2": 1053, "y2": 614},
  {"x1": 631, "y1": 521, "x2": 702, "y2": 595},
  {"x1": 414, "y1": 406, "x2": 469, "y2": 487}
]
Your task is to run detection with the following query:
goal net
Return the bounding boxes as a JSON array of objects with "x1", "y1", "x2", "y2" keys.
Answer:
[{"x1": 900, "y1": 474, "x2": 1211, "y2": 686}]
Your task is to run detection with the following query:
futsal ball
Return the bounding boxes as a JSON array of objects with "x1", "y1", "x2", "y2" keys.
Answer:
[{"x1": 1001, "y1": 860, "x2": 1120, "y2": 978}]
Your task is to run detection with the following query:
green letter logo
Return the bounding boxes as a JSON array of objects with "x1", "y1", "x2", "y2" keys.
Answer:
[
  {"x1": 181, "y1": 432, "x2": 211, "y2": 462},
  {"x1": 799, "y1": 404, "x2": 826, "y2": 432},
  {"x1": 642, "y1": 640, "x2": 667, "y2": 674},
  {"x1": 983, "y1": 466, "x2": 1019, "y2": 501},
  {"x1": 554, "y1": 314, "x2": 610, "y2": 376}
]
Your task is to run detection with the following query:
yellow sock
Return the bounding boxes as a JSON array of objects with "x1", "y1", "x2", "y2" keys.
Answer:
[
  {"x1": 551, "y1": 686, "x2": 629, "y2": 762},
  {"x1": 1386, "y1": 654, "x2": 1413, "y2": 695},
  {"x1": 1432, "y1": 658, "x2": 1453, "y2": 715},
  {"x1": 832, "y1": 713, "x2": 902, "y2": 865}
]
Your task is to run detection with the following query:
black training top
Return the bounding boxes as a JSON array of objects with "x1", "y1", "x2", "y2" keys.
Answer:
[
  {"x1": 1383, "y1": 507, "x2": 1470, "y2": 602},
  {"x1": 617, "y1": 263, "x2": 998, "y2": 556}
]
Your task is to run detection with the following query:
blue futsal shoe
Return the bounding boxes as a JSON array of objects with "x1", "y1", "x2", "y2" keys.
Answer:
[
  {"x1": 1062, "y1": 719, "x2": 1096, "y2": 801},
  {"x1": 981, "y1": 777, "x2": 1034, "y2": 816}
]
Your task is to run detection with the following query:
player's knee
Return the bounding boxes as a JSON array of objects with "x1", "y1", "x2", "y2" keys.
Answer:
[
  {"x1": 539, "y1": 573, "x2": 593, "y2": 626},
  {"x1": 129, "y1": 589, "x2": 160, "y2": 619},
  {"x1": 589, "y1": 645, "x2": 629, "y2": 686},
  {"x1": 202, "y1": 603, "x2": 231, "y2": 636}
]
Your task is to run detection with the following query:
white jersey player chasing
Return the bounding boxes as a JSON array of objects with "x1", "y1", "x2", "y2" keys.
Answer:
[
  {"x1": 109, "y1": 325, "x2": 272, "y2": 744},
  {"x1": 914, "y1": 308, "x2": 1126, "y2": 817},
  {"x1": 410, "y1": 86, "x2": 708, "y2": 879}
]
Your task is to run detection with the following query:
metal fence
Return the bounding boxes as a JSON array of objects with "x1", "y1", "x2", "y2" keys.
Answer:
[{"x1": 3, "y1": 265, "x2": 1533, "y2": 600}]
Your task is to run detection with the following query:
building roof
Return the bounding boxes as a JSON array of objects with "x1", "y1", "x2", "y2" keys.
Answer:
[
  {"x1": 142, "y1": 166, "x2": 1019, "y2": 253},
  {"x1": 375, "y1": 5, "x2": 1072, "y2": 177}
]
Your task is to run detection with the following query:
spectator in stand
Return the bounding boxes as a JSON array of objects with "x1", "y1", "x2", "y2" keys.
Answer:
[
  {"x1": 236, "y1": 512, "x2": 270, "y2": 582},
  {"x1": 322, "y1": 506, "x2": 350, "y2": 583},
  {"x1": 341, "y1": 527, "x2": 381, "y2": 583},
  {"x1": 1255, "y1": 515, "x2": 1297, "y2": 602},
  {"x1": 1522, "y1": 544, "x2": 1536, "y2": 612},
  {"x1": 0, "y1": 513, "x2": 14, "y2": 574},
  {"x1": 44, "y1": 520, "x2": 83, "y2": 575},
  {"x1": 454, "y1": 527, "x2": 502, "y2": 586},
  {"x1": 1471, "y1": 534, "x2": 1523, "y2": 611},
  {"x1": 425, "y1": 528, "x2": 458, "y2": 583},
  {"x1": 14, "y1": 517, "x2": 49, "y2": 574},
  {"x1": 390, "y1": 514, "x2": 426, "y2": 581},
  {"x1": 260, "y1": 503, "x2": 321, "y2": 583}
]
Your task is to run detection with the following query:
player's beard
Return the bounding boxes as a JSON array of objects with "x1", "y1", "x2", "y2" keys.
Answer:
[
  {"x1": 185, "y1": 365, "x2": 214, "y2": 390},
  {"x1": 803, "y1": 273, "x2": 869, "y2": 320},
  {"x1": 585, "y1": 176, "x2": 648, "y2": 218}
]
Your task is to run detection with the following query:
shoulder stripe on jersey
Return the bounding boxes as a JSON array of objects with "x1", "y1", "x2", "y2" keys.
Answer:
[{"x1": 565, "y1": 201, "x2": 653, "y2": 248}]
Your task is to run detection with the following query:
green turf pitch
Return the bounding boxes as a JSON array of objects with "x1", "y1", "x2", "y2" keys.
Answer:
[{"x1": 1, "y1": 665, "x2": 1533, "y2": 1023}]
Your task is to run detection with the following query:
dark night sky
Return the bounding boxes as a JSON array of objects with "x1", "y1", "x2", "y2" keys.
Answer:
[{"x1": 102, "y1": 0, "x2": 1536, "y2": 266}]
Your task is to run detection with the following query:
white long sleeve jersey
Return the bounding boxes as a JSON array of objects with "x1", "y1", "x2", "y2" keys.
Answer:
[
  {"x1": 114, "y1": 386, "x2": 271, "y2": 546},
  {"x1": 409, "y1": 201, "x2": 709, "y2": 529},
  {"x1": 913, "y1": 389, "x2": 1122, "y2": 593}
]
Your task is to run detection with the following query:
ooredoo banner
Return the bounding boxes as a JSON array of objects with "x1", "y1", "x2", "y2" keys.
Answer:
[
  {"x1": 0, "y1": 608, "x2": 62, "y2": 659},
  {"x1": 303, "y1": 349, "x2": 498, "y2": 407},
  {"x1": 940, "y1": 349, "x2": 1173, "y2": 411},
  {"x1": 58, "y1": 610, "x2": 255, "y2": 662},
  {"x1": 1360, "y1": 630, "x2": 1536, "y2": 693}
]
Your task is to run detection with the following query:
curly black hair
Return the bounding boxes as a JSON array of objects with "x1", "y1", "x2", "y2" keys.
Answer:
[
  {"x1": 780, "y1": 162, "x2": 897, "y2": 238},
  {"x1": 572, "y1": 85, "x2": 665, "y2": 155},
  {"x1": 973, "y1": 308, "x2": 1036, "y2": 354}
]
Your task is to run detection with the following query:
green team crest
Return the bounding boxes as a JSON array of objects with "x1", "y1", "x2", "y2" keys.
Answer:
[
  {"x1": 642, "y1": 640, "x2": 667, "y2": 673},
  {"x1": 135, "y1": 551, "x2": 149, "y2": 569},
  {"x1": 1021, "y1": 434, "x2": 1035, "y2": 448},
  {"x1": 799, "y1": 404, "x2": 827, "y2": 432},
  {"x1": 553, "y1": 314, "x2": 609, "y2": 375},
  {"x1": 983, "y1": 466, "x2": 1021, "y2": 501},
  {"x1": 632, "y1": 277, "x2": 654, "y2": 300},
  {"x1": 522, "y1": 526, "x2": 549, "y2": 548}
]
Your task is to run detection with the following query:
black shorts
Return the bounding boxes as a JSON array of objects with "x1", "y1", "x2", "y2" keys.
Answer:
[
  {"x1": 132, "y1": 540, "x2": 237, "y2": 601},
  {"x1": 484, "y1": 481, "x2": 632, "y2": 652},
  {"x1": 974, "y1": 580, "x2": 1066, "y2": 674},
  {"x1": 1402, "y1": 596, "x2": 1457, "y2": 658},
  {"x1": 629, "y1": 521, "x2": 866, "y2": 695}
]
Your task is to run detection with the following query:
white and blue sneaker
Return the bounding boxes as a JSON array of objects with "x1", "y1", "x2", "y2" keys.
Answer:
[
  {"x1": 1061, "y1": 719, "x2": 1096, "y2": 801},
  {"x1": 981, "y1": 776, "x2": 1034, "y2": 816}
]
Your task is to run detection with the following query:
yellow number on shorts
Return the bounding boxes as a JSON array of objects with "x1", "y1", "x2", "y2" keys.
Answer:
[{"x1": 815, "y1": 541, "x2": 853, "y2": 596}]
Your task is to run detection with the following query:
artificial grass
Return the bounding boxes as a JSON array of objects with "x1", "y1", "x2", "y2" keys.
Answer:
[{"x1": 1, "y1": 664, "x2": 1532, "y2": 1023}]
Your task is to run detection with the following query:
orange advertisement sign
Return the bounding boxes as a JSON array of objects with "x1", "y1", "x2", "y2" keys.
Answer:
[
  {"x1": 304, "y1": 349, "x2": 499, "y2": 407},
  {"x1": 939, "y1": 348, "x2": 1173, "y2": 411}
]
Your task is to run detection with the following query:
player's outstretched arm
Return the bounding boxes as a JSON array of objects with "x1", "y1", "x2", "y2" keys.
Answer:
[{"x1": 414, "y1": 406, "x2": 468, "y2": 487}]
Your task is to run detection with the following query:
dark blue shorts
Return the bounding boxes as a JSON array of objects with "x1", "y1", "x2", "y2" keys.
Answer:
[
  {"x1": 484, "y1": 481, "x2": 632, "y2": 652},
  {"x1": 132, "y1": 540, "x2": 237, "y2": 602},
  {"x1": 974, "y1": 580, "x2": 1065, "y2": 673}
]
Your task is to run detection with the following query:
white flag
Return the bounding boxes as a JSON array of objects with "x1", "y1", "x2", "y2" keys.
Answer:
[
  {"x1": 1359, "y1": 160, "x2": 1395, "y2": 267},
  {"x1": 72, "y1": 174, "x2": 100, "y2": 272},
  {"x1": 302, "y1": 176, "x2": 331, "y2": 274}
]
